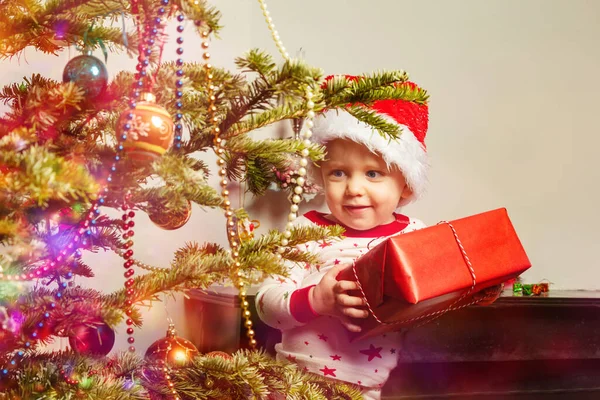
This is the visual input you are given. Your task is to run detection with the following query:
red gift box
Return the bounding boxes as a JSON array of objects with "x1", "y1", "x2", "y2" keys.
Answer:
[{"x1": 337, "y1": 208, "x2": 531, "y2": 341}]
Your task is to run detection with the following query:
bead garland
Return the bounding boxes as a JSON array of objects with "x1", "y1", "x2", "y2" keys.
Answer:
[
  {"x1": 163, "y1": 6, "x2": 186, "y2": 398},
  {"x1": 120, "y1": 198, "x2": 137, "y2": 353},
  {"x1": 120, "y1": 0, "x2": 169, "y2": 353},
  {"x1": 111, "y1": 243, "x2": 167, "y2": 272},
  {"x1": 162, "y1": 344, "x2": 179, "y2": 400},
  {"x1": 173, "y1": 9, "x2": 185, "y2": 151},
  {"x1": 257, "y1": 0, "x2": 289, "y2": 61},
  {"x1": 256, "y1": 0, "x2": 317, "y2": 254},
  {"x1": 199, "y1": 26, "x2": 257, "y2": 349}
]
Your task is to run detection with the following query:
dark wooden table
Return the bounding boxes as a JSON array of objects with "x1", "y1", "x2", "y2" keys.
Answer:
[
  {"x1": 188, "y1": 289, "x2": 600, "y2": 399},
  {"x1": 383, "y1": 290, "x2": 600, "y2": 399}
]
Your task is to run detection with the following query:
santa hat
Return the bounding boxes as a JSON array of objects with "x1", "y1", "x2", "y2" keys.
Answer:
[{"x1": 312, "y1": 75, "x2": 429, "y2": 205}]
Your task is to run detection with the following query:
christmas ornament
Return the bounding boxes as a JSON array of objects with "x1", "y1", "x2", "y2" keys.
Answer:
[
  {"x1": 205, "y1": 350, "x2": 233, "y2": 361},
  {"x1": 237, "y1": 217, "x2": 260, "y2": 242},
  {"x1": 56, "y1": 202, "x2": 86, "y2": 226},
  {"x1": 117, "y1": 92, "x2": 174, "y2": 161},
  {"x1": 512, "y1": 281, "x2": 550, "y2": 296},
  {"x1": 62, "y1": 50, "x2": 108, "y2": 99},
  {"x1": 272, "y1": 159, "x2": 321, "y2": 195},
  {"x1": 291, "y1": 117, "x2": 304, "y2": 140},
  {"x1": 145, "y1": 324, "x2": 198, "y2": 367},
  {"x1": 147, "y1": 200, "x2": 192, "y2": 230},
  {"x1": 68, "y1": 321, "x2": 115, "y2": 356}
]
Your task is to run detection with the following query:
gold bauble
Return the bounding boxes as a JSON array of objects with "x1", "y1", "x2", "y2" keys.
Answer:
[
  {"x1": 148, "y1": 200, "x2": 192, "y2": 230},
  {"x1": 118, "y1": 92, "x2": 174, "y2": 161}
]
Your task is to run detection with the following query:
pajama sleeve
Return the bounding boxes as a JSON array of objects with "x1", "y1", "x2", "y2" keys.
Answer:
[{"x1": 255, "y1": 257, "x2": 314, "y2": 330}]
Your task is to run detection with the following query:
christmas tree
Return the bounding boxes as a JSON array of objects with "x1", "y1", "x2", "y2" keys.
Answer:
[{"x1": 0, "y1": 0, "x2": 428, "y2": 398}]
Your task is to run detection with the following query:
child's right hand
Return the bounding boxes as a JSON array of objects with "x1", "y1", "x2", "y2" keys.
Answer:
[{"x1": 309, "y1": 264, "x2": 369, "y2": 332}]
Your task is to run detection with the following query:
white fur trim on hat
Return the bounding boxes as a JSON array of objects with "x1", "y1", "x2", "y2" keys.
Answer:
[{"x1": 312, "y1": 109, "x2": 429, "y2": 205}]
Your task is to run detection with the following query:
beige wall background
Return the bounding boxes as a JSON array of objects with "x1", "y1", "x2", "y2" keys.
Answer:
[{"x1": 1, "y1": 0, "x2": 598, "y2": 353}]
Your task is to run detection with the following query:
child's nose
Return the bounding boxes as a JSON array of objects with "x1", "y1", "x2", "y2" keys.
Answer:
[{"x1": 345, "y1": 177, "x2": 365, "y2": 196}]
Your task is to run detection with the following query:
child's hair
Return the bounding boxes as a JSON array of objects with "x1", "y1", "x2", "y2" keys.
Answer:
[{"x1": 311, "y1": 75, "x2": 429, "y2": 205}]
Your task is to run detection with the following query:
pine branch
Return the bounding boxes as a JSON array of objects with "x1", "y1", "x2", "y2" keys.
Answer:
[
  {"x1": 345, "y1": 105, "x2": 403, "y2": 140},
  {"x1": 242, "y1": 225, "x2": 344, "y2": 256},
  {"x1": 226, "y1": 102, "x2": 307, "y2": 138},
  {"x1": 323, "y1": 70, "x2": 428, "y2": 108},
  {"x1": 105, "y1": 249, "x2": 234, "y2": 310},
  {"x1": 0, "y1": 145, "x2": 99, "y2": 208},
  {"x1": 220, "y1": 56, "x2": 323, "y2": 138},
  {"x1": 223, "y1": 135, "x2": 325, "y2": 196},
  {"x1": 2, "y1": 349, "x2": 361, "y2": 399},
  {"x1": 0, "y1": 0, "x2": 222, "y2": 60},
  {"x1": 234, "y1": 48, "x2": 277, "y2": 78}
]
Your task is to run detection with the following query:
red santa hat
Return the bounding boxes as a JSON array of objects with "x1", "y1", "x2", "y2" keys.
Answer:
[{"x1": 312, "y1": 75, "x2": 429, "y2": 205}]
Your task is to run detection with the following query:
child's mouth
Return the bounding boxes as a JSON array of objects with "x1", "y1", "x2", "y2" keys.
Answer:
[{"x1": 344, "y1": 205, "x2": 371, "y2": 213}]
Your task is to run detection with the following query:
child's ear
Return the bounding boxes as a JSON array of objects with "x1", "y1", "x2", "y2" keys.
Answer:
[{"x1": 400, "y1": 184, "x2": 413, "y2": 200}]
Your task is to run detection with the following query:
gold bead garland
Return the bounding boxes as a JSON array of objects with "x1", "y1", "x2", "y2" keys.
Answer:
[
  {"x1": 110, "y1": 244, "x2": 167, "y2": 272},
  {"x1": 163, "y1": 363, "x2": 179, "y2": 400},
  {"x1": 201, "y1": 29, "x2": 257, "y2": 349}
]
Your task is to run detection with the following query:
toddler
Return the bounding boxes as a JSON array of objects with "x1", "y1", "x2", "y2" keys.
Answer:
[{"x1": 256, "y1": 76, "x2": 429, "y2": 399}]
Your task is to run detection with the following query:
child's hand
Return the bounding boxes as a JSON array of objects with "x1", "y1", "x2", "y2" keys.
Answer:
[{"x1": 309, "y1": 264, "x2": 369, "y2": 332}]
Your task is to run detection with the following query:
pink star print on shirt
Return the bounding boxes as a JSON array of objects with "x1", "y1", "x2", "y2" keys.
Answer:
[
  {"x1": 320, "y1": 366, "x2": 336, "y2": 377},
  {"x1": 359, "y1": 344, "x2": 383, "y2": 362}
]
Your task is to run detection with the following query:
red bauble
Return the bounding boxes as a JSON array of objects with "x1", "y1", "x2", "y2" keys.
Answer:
[
  {"x1": 118, "y1": 92, "x2": 174, "y2": 161},
  {"x1": 148, "y1": 200, "x2": 192, "y2": 230},
  {"x1": 68, "y1": 322, "x2": 115, "y2": 356},
  {"x1": 145, "y1": 324, "x2": 198, "y2": 367}
]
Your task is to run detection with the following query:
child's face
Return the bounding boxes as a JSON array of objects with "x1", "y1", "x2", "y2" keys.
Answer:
[{"x1": 320, "y1": 139, "x2": 412, "y2": 231}]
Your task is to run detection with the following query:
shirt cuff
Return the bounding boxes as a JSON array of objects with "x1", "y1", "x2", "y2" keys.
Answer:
[{"x1": 290, "y1": 285, "x2": 320, "y2": 323}]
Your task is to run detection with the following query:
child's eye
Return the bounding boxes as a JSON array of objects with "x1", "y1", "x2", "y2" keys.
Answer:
[
  {"x1": 366, "y1": 170, "x2": 382, "y2": 178},
  {"x1": 331, "y1": 170, "x2": 345, "y2": 178}
]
